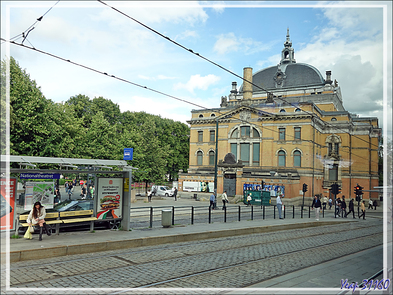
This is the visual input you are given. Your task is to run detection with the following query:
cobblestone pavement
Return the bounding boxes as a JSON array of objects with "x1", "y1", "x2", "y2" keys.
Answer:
[{"x1": 1, "y1": 219, "x2": 383, "y2": 294}]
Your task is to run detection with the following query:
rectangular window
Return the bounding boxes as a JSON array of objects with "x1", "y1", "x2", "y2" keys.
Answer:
[
  {"x1": 198, "y1": 131, "x2": 203, "y2": 142},
  {"x1": 294, "y1": 127, "x2": 301, "y2": 140},
  {"x1": 328, "y1": 143, "x2": 333, "y2": 154},
  {"x1": 329, "y1": 164, "x2": 338, "y2": 181},
  {"x1": 253, "y1": 143, "x2": 260, "y2": 165},
  {"x1": 279, "y1": 128, "x2": 285, "y2": 141},
  {"x1": 210, "y1": 130, "x2": 215, "y2": 142},
  {"x1": 231, "y1": 143, "x2": 237, "y2": 160},
  {"x1": 240, "y1": 143, "x2": 250, "y2": 165},
  {"x1": 241, "y1": 126, "x2": 250, "y2": 137}
]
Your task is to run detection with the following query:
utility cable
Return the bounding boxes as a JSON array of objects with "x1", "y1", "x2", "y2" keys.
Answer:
[
  {"x1": 96, "y1": 0, "x2": 380, "y2": 150},
  {"x1": 2, "y1": 0, "x2": 61, "y2": 45}
]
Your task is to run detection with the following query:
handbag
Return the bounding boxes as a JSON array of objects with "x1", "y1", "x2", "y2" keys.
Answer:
[
  {"x1": 29, "y1": 225, "x2": 35, "y2": 233},
  {"x1": 24, "y1": 227, "x2": 33, "y2": 239}
]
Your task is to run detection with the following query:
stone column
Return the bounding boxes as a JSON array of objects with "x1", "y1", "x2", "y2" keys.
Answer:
[{"x1": 243, "y1": 67, "x2": 253, "y2": 100}]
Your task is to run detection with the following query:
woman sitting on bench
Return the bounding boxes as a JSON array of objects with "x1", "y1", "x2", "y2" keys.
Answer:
[{"x1": 27, "y1": 201, "x2": 51, "y2": 241}]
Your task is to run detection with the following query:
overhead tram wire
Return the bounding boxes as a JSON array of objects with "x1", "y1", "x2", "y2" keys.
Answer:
[
  {"x1": 97, "y1": 0, "x2": 380, "y2": 150},
  {"x1": 2, "y1": 39, "x2": 379, "y2": 166},
  {"x1": 1, "y1": 0, "x2": 61, "y2": 45}
]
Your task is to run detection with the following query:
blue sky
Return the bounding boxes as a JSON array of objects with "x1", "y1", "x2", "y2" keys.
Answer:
[{"x1": 1, "y1": 1, "x2": 392, "y2": 139}]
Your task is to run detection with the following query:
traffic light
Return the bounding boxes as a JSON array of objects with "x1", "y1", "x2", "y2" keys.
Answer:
[
  {"x1": 358, "y1": 185, "x2": 363, "y2": 196},
  {"x1": 354, "y1": 185, "x2": 359, "y2": 196},
  {"x1": 331, "y1": 183, "x2": 341, "y2": 195},
  {"x1": 302, "y1": 183, "x2": 308, "y2": 193}
]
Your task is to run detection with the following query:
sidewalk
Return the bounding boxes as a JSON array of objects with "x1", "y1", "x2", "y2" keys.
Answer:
[{"x1": 2, "y1": 214, "x2": 356, "y2": 263}]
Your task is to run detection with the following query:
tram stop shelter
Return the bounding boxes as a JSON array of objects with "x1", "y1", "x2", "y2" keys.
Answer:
[{"x1": 0, "y1": 155, "x2": 136, "y2": 232}]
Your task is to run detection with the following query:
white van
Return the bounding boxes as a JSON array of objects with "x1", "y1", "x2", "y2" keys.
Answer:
[{"x1": 151, "y1": 186, "x2": 174, "y2": 197}]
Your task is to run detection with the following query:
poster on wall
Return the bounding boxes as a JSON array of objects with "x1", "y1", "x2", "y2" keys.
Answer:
[
  {"x1": 182, "y1": 181, "x2": 214, "y2": 192},
  {"x1": 96, "y1": 178, "x2": 123, "y2": 220},
  {"x1": 1, "y1": 178, "x2": 16, "y2": 231},
  {"x1": 243, "y1": 183, "x2": 285, "y2": 198},
  {"x1": 24, "y1": 182, "x2": 54, "y2": 210}
]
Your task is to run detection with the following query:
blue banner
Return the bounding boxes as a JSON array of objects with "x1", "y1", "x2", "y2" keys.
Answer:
[{"x1": 20, "y1": 173, "x2": 60, "y2": 179}]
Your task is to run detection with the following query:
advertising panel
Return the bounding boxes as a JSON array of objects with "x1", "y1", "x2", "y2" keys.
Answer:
[
  {"x1": 24, "y1": 181, "x2": 54, "y2": 210},
  {"x1": 96, "y1": 178, "x2": 123, "y2": 220},
  {"x1": 0, "y1": 178, "x2": 16, "y2": 231},
  {"x1": 243, "y1": 183, "x2": 285, "y2": 198},
  {"x1": 182, "y1": 181, "x2": 214, "y2": 192}
]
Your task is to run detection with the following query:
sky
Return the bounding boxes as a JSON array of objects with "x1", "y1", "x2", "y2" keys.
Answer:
[{"x1": 1, "y1": 1, "x2": 392, "y2": 140}]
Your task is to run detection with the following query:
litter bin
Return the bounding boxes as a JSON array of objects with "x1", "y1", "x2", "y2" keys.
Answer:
[{"x1": 162, "y1": 209, "x2": 172, "y2": 228}]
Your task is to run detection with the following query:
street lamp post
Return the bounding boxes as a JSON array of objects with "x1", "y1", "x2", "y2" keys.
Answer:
[{"x1": 214, "y1": 117, "x2": 219, "y2": 195}]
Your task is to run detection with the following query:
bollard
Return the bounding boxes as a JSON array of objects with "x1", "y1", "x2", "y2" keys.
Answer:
[
  {"x1": 274, "y1": 205, "x2": 276, "y2": 219},
  {"x1": 208, "y1": 207, "x2": 211, "y2": 223},
  {"x1": 284, "y1": 205, "x2": 286, "y2": 218},
  {"x1": 293, "y1": 205, "x2": 295, "y2": 218},
  {"x1": 238, "y1": 206, "x2": 241, "y2": 221},
  {"x1": 149, "y1": 207, "x2": 153, "y2": 228},
  {"x1": 224, "y1": 206, "x2": 227, "y2": 223},
  {"x1": 161, "y1": 209, "x2": 172, "y2": 228},
  {"x1": 191, "y1": 206, "x2": 194, "y2": 225},
  {"x1": 308, "y1": 206, "x2": 311, "y2": 218},
  {"x1": 263, "y1": 205, "x2": 265, "y2": 220},
  {"x1": 301, "y1": 206, "x2": 303, "y2": 218},
  {"x1": 251, "y1": 206, "x2": 254, "y2": 220},
  {"x1": 323, "y1": 207, "x2": 325, "y2": 218},
  {"x1": 172, "y1": 206, "x2": 175, "y2": 225}
]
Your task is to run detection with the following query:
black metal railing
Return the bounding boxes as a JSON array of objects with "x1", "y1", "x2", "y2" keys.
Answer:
[{"x1": 130, "y1": 205, "x2": 333, "y2": 230}]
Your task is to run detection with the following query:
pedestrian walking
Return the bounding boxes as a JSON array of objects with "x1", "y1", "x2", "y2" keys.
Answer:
[
  {"x1": 221, "y1": 190, "x2": 228, "y2": 210},
  {"x1": 341, "y1": 196, "x2": 347, "y2": 218},
  {"x1": 368, "y1": 199, "x2": 373, "y2": 210},
  {"x1": 173, "y1": 187, "x2": 178, "y2": 201},
  {"x1": 373, "y1": 199, "x2": 378, "y2": 210},
  {"x1": 323, "y1": 196, "x2": 328, "y2": 210},
  {"x1": 68, "y1": 181, "x2": 73, "y2": 196},
  {"x1": 246, "y1": 193, "x2": 252, "y2": 206},
  {"x1": 328, "y1": 197, "x2": 333, "y2": 209},
  {"x1": 359, "y1": 200, "x2": 366, "y2": 219},
  {"x1": 311, "y1": 195, "x2": 322, "y2": 220},
  {"x1": 81, "y1": 184, "x2": 87, "y2": 199},
  {"x1": 276, "y1": 194, "x2": 283, "y2": 219},
  {"x1": 345, "y1": 198, "x2": 356, "y2": 218},
  {"x1": 209, "y1": 193, "x2": 215, "y2": 210},
  {"x1": 26, "y1": 201, "x2": 51, "y2": 241},
  {"x1": 147, "y1": 190, "x2": 152, "y2": 202}
]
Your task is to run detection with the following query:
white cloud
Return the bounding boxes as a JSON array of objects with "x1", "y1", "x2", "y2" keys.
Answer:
[
  {"x1": 174, "y1": 30, "x2": 199, "y2": 41},
  {"x1": 174, "y1": 74, "x2": 221, "y2": 94},
  {"x1": 213, "y1": 32, "x2": 275, "y2": 55}
]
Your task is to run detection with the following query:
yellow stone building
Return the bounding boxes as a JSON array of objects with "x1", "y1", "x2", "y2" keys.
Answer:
[{"x1": 179, "y1": 30, "x2": 381, "y2": 205}]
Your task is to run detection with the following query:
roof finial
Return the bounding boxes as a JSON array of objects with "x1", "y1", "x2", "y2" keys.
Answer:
[{"x1": 284, "y1": 27, "x2": 292, "y2": 48}]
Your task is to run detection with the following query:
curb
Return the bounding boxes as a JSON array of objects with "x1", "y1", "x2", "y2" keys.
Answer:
[{"x1": 2, "y1": 220, "x2": 346, "y2": 263}]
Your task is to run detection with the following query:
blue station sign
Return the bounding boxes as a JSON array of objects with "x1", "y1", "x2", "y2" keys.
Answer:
[
  {"x1": 20, "y1": 173, "x2": 61, "y2": 179},
  {"x1": 123, "y1": 148, "x2": 133, "y2": 161}
]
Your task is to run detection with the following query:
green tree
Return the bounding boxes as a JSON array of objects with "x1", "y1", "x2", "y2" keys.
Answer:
[{"x1": 6, "y1": 57, "x2": 53, "y2": 157}]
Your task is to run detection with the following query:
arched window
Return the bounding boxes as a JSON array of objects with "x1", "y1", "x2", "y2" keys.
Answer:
[
  {"x1": 253, "y1": 127, "x2": 260, "y2": 138},
  {"x1": 199, "y1": 114, "x2": 204, "y2": 118},
  {"x1": 295, "y1": 108, "x2": 301, "y2": 112},
  {"x1": 294, "y1": 150, "x2": 301, "y2": 167},
  {"x1": 231, "y1": 129, "x2": 239, "y2": 138},
  {"x1": 209, "y1": 151, "x2": 215, "y2": 165},
  {"x1": 280, "y1": 109, "x2": 286, "y2": 113},
  {"x1": 278, "y1": 150, "x2": 286, "y2": 167},
  {"x1": 210, "y1": 113, "x2": 216, "y2": 117},
  {"x1": 197, "y1": 151, "x2": 203, "y2": 165},
  {"x1": 331, "y1": 117, "x2": 337, "y2": 121}
]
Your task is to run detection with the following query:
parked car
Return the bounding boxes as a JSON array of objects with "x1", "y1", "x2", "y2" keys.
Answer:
[
  {"x1": 151, "y1": 185, "x2": 174, "y2": 197},
  {"x1": 18, "y1": 199, "x2": 119, "y2": 234}
]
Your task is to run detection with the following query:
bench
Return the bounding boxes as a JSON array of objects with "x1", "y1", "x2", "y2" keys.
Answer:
[{"x1": 18, "y1": 210, "x2": 97, "y2": 235}]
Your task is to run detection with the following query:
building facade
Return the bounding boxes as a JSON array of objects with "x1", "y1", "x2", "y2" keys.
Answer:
[{"x1": 179, "y1": 30, "x2": 381, "y2": 205}]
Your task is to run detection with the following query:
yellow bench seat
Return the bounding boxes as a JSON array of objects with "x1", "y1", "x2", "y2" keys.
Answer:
[{"x1": 62, "y1": 217, "x2": 97, "y2": 223}]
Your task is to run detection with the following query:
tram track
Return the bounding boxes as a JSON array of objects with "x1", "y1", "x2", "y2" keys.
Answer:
[{"x1": 8, "y1": 220, "x2": 382, "y2": 289}]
